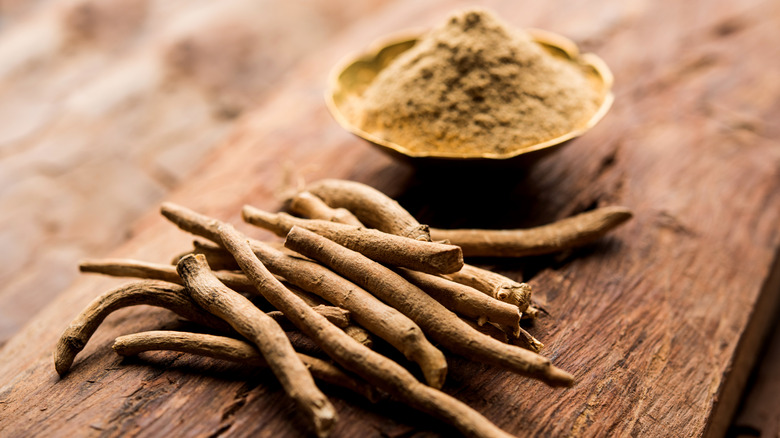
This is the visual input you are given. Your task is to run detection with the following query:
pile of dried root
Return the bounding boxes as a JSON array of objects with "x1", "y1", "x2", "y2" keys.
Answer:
[{"x1": 55, "y1": 178, "x2": 631, "y2": 438}]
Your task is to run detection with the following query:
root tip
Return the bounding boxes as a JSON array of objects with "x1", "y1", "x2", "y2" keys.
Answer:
[
  {"x1": 547, "y1": 366, "x2": 575, "y2": 387},
  {"x1": 53, "y1": 352, "x2": 73, "y2": 378}
]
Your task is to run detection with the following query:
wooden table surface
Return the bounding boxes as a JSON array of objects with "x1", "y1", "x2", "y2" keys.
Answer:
[{"x1": 1, "y1": 0, "x2": 779, "y2": 437}]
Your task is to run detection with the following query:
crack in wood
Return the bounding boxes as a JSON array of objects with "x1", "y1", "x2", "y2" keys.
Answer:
[{"x1": 220, "y1": 382, "x2": 251, "y2": 422}]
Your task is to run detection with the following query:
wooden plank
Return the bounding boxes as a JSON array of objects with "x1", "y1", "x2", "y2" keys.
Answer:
[{"x1": 2, "y1": 0, "x2": 780, "y2": 437}]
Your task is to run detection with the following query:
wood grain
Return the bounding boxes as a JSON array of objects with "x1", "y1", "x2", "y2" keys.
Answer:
[{"x1": 2, "y1": 0, "x2": 780, "y2": 437}]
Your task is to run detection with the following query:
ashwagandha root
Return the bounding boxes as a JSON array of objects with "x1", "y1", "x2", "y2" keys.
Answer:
[
  {"x1": 512, "y1": 326, "x2": 544, "y2": 353},
  {"x1": 305, "y1": 179, "x2": 431, "y2": 241},
  {"x1": 82, "y1": 257, "x2": 327, "y2": 307},
  {"x1": 54, "y1": 280, "x2": 232, "y2": 377},
  {"x1": 446, "y1": 264, "x2": 532, "y2": 311},
  {"x1": 270, "y1": 307, "x2": 373, "y2": 348},
  {"x1": 242, "y1": 206, "x2": 463, "y2": 275},
  {"x1": 396, "y1": 268, "x2": 521, "y2": 333},
  {"x1": 161, "y1": 203, "x2": 448, "y2": 388},
  {"x1": 430, "y1": 206, "x2": 633, "y2": 257},
  {"x1": 274, "y1": 279, "x2": 331, "y2": 307},
  {"x1": 80, "y1": 258, "x2": 256, "y2": 293},
  {"x1": 292, "y1": 186, "x2": 533, "y2": 312},
  {"x1": 176, "y1": 255, "x2": 336, "y2": 438},
  {"x1": 217, "y1": 222, "x2": 515, "y2": 438},
  {"x1": 288, "y1": 191, "x2": 364, "y2": 227},
  {"x1": 178, "y1": 239, "x2": 319, "y2": 269},
  {"x1": 343, "y1": 325, "x2": 373, "y2": 348},
  {"x1": 285, "y1": 226, "x2": 574, "y2": 387},
  {"x1": 267, "y1": 306, "x2": 350, "y2": 329},
  {"x1": 173, "y1": 240, "x2": 240, "y2": 270},
  {"x1": 523, "y1": 304, "x2": 543, "y2": 320},
  {"x1": 462, "y1": 318, "x2": 507, "y2": 343},
  {"x1": 113, "y1": 330, "x2": 380, "y2": 402},
  {"x1": 257, "y1": 239, "x2": 446, "y2": 385},
  {"x1": 172, "y1": 240, "x2": 240, "y2": 270},
  {"x1": 460, "y1": 319, "x2": 543, "y2": 353}
]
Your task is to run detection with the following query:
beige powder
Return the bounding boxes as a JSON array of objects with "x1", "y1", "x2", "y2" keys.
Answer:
[{"x1": 346, "y1": 9, "x2": 602, "y2": 156}]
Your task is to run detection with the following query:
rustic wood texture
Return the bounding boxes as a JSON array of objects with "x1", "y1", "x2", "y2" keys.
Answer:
[{"x1": 2, "y1": 0, "x2": 780, "y2": 437}]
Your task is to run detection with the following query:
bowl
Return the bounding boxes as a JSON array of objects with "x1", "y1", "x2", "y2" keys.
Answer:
[{"x1": 326, "y1": 28, "x2": 614, "y2": 169}]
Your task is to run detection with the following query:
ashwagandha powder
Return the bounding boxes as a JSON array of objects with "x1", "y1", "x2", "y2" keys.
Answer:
[{"x1": 345, "y1": 9, "x2": 602, "y2": 156}]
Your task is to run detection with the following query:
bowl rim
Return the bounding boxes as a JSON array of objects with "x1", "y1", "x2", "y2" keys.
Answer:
[{"x1": 325, "y1": 27, "x2": 615, "y2": 161}]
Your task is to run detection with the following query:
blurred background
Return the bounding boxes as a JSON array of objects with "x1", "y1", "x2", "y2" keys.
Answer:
[
  {"x1": 0, "y1": 0, "x2": 397, "y2": 342},
  {"x1": 0, "y1": 0, "x2": 776, "y2": 436}
]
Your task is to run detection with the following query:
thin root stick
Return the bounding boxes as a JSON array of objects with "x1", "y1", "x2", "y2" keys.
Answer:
[
  {"x1": 267, "y1": 305, "x2": 350, "y2": 329},
  {"x1": 277, "y1": 279, "x2": 331, "y2": 307},
  {"x1": 462, "y1": 318, "x2": 507, "y2": 343},
  {"x1": 290, "y1": 185, "x2": 531, "y2": 312},
  {"x1": 79, "y1": 258, "x2": 332, "y2": 315},
  {"x1": 242, "y1": 206, "x2": 463, "y2": 275},
  {"x1": 343, "y1": 325, "x2": 373, "y2": 348},
  {"x1": 253, "y1": 239, "x2": 447, "y2": 386},
  {"x1": 113, "y1": 331, "x2": 379, "y2": 402},
  {"x1": 430, "y1": 206, "x2": 633, "y2": 257},
  {"x1": 523, "y1": 305, "x2": 543, "y2": 320},
  {"x1": 512, "y1": 326, "x2": 544, "y2": 353},
  {"x1": 268, "y1": 307, "x2": 372, "y2": 346},
  {"x1": 217, "y1": 222, "x2": 514, "y2": 438},
  {"x1": 80, "y1": 258, "x2": 256, "y2": 293},
  {"x1": 285, "y1": 226, "x2": 574, "y2": 387},
  {"x1": 288, "y1": 191, "x2": 363, "y2": 226},
  {"x1": 396, "y1": 268, "x2": 521, "y2": 332},
  {"x1": 171, "y1": 240, "x2": 241, "y2": 270},
  {"x1": 460, "y1": 320, "x2": 544, "y2": 353},
  {"x1": 177, "y1": 255, "x2": 336, "y2": 438},
  {"x1": 446, "y1": 264, "x2": 532, "y2": 311},
  {"x1": 160, "y1": 203, "x2": 447, "y2": 388},
  {"x1": 304, "y1": 179, "x2": 431, "y2": 241},
  {"x1": 54, "y1": 280, "x2": 231, "y2": 377}
]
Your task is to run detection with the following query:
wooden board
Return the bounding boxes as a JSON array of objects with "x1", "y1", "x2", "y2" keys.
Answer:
[{"x1": 2, "y1": 0, "x2": 780, "y2": 437}]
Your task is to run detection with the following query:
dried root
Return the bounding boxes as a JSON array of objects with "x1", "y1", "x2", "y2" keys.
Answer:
[
  {"x1": 523, "y1": 304, "x2": 543, "y2": 320},
  {"x1": 171, "y1": 240, "x2": 240, "y2": 270},
  {"x1": 430, "y1": 206, "x2": 633, "y2": 257},
  {"x1": 54, "y1": 280, "x2": 230, "y2": 376},
  {"x1": 305, "y1": 179, "x2": 431, "y2": 241},
  {"x1": 282, "y1": 185, "x2": 562, "y2": 361},
  {"x1": 290, "y1": 185, "x2": 534, "y2": 311},
  {"x1": 177, "y1": 254, "x2": 336, "y2": 438},
  {"x1": 242, "y1": 206, "x2": 463, "y2": 275},
  {"x1": 396, "y1": 268, "x2": 521, "y2": 332},
  {"x1": 113, "y1": 330, "x2": 380, "y2": 401},
  {"x1": 79, "y1": 258, "x2": 351, "y2": 326},
  {"x1": 512, "y1": 327, "x2": 545, "y2": 353},
  {"x1": 60, "y1": 178, "x2": 633, "y2": 436},
  {"x1": 284, "y1": 226, "x2": 573, "y2": 387},
  {"x1": 462, "y1": 318, "x2": 508, "y2": 343},
  {"x1": 446, "y1": 264, "x2": 532, "y2": 311},
  {"x1": 217, "y1": 222, "x2": 516, "y2": 438},
  {"x1": 161, "y1": 203, "x2": 448, "y2": 388},
  {"x1": 267, "y1": 306, "x2": 349, "y2": 329},
  {"x1": 80, "y1": 258, "x2": 256, "y2": 293},
  {"x1": 288, "y1": 191, "x2": 363, "y2": 227}
]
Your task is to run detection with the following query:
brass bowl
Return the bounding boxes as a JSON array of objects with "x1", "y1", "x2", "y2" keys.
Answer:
[{"x1": 326, "y1": 28, "x2": 614, "y2": 168}]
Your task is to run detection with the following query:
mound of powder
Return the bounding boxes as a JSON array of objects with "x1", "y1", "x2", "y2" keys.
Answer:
[{"x1": 345, "y1": 9, "x2": 602, "y2": 156}]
